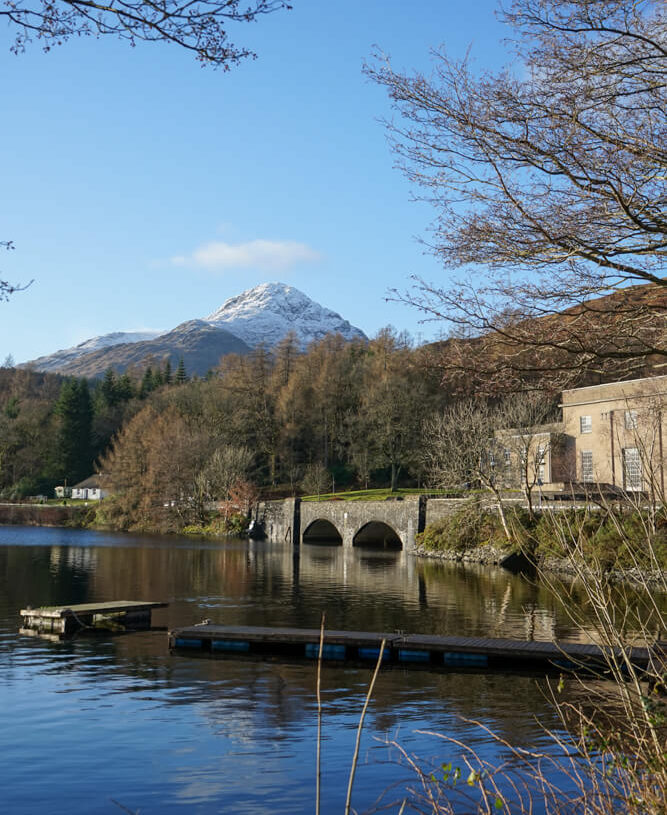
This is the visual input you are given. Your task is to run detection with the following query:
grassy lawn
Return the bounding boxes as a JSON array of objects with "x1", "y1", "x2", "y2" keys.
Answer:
[{"x1": 300, "y1": 488, "x2": 458, "y2": 502}]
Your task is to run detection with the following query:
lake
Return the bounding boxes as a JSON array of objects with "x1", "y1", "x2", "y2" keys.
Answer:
[{"x1": 0, "y1": 525, "x2": 598, "y2": 814}]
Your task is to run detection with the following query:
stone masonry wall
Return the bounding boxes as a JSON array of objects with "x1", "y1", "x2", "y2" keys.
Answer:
[
  {"x1": 253, "y1": 499, "x2": 297, "y2": 544},
  {"x1": 300, "y1": 497, "x2": 422, "y2": 552}
]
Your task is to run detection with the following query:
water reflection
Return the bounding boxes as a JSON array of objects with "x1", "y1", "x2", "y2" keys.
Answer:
[
  {"x1": 0, "y1": 525, "x2": 662, "y2": 815},
  {"x1": 0, "y1": 526, "x2": 602, "y2": 644}
]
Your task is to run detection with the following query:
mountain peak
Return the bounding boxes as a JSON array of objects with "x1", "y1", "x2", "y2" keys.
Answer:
[
  {"x1": 205, "y1": 282, "x2": 366, "y2": 348},
  {"x1": 22, "y1": 282, "x2": 367, "y2": 376}
]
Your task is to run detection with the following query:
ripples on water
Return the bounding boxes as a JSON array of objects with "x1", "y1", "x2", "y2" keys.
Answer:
[{"x1": 0, "y1": 525, "x2": 598, "y2": 814}]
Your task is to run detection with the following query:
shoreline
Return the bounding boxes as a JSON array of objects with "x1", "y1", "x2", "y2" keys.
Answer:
[
  {"x1": 415, "y1": 543, "x2": 667, "y2": 588},
  {"x1": 2, "y1": 503, "x2": 665, "y2": 588}
]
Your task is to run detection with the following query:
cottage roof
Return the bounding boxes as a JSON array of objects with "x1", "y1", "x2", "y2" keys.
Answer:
[{"x1": 72, "y1": 474, "x2": 110, "y2": 490}]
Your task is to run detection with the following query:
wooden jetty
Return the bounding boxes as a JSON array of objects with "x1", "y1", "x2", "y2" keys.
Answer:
[
  {"x1": 21, "y1": 601, "x2": 168, "y2": 637},
  {"x1": 169, "y1": 623, "x2": 653, "y2": 677}
]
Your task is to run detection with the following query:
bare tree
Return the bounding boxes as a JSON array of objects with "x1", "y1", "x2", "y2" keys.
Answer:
[
  {"x1": 499, "y1": 392, "x2": 559, "y2": 520},
  {"x1": 368, "y1": 0, "x2": 667, "y2": 390},
  {"x1": 301, "y1": 461, "x2": 330, "y2": 497},
  {"x1": 192, "y1": 443, "x2": 253, "y2": 519},
  {"x1": 202, "y1": 444, "x2": 253, "y2": 501},
  {"x1": 1, "y1": 0, "x2": 290, "y2": 68},
  {"x1": 423, "y1": 399, "x2": 514, "y2": 540}
]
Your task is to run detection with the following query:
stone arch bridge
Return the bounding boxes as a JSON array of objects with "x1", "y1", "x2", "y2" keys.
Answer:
[{"x1": 254, "y1": 496, "x2": 469, "y2": 552}]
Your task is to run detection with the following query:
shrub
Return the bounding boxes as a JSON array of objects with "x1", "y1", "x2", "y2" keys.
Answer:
[
  {"x1": 533, "y1": 508, "x2": 667, "y2": 572},
  {"x1": 416, "y1": 500, "x2": 508, "y2": 553}
]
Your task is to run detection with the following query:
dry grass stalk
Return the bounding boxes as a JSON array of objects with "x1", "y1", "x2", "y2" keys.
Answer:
[
  {"x1": 316, "y1": 613, "x2": 325, "y2": 815},
  {"x1": 345, "y1": 639, "x2": 386, "y2": 815}
]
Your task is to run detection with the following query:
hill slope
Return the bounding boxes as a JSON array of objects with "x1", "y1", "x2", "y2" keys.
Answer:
[
  {"x1": 23, "y1": 282, "x2": 367, "y2": 377},
  {"x1": 45, "y1": 321, "x2": 251, "y2": 378}
]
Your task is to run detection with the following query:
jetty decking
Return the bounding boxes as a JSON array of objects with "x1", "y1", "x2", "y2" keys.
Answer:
[
  {"x1": 21, "y1": 601, "x2": 168, "y2": 636},
  {"x1": 169, "y1": 623, "x2": 654, "y2": 676}
]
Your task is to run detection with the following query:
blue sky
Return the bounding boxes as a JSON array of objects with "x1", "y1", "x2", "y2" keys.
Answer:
[{"x1": 0, "y1": 1, "x2": 510, "y2": 363}]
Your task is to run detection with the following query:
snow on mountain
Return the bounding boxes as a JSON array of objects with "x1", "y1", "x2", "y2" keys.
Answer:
[
  {"x1": 24, "y1": 330, "x2": 166, "y2": 373},
  {"x1": 205, "y1": 282, "x2": 367, "y2": 349},
  {"x1": 44, "y1": 321, "x2": 250, "y2": 378},
  {"x1": 23, "y1": 282, "x2": 367, "y2": 375}
]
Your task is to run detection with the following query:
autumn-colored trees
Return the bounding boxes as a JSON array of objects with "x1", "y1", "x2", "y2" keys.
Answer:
[
  {"x1": 0, "y1": 328, "x2": 457, "y2": 521},
  {"x1": 93, "y1": 329, "x2": 449, "y2": 529},
  {"x1": 369, "y1": 0, "x2": 666, "y2": 390}
]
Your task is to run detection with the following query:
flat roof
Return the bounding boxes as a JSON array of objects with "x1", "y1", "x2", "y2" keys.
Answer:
[{"x1": 562, "y1": 373, "x2": 667, "y2": 396}]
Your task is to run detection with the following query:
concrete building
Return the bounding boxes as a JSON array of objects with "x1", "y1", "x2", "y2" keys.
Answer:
[
  {"x1": 497, "y1": 423, "x2": 572, "y2": 491},
  {"x1": 497, "y1": 375, "x2": 667, "y2": 496},
  {"x1": 560, "y1": 375, "x2": 667, "y2": 494}
]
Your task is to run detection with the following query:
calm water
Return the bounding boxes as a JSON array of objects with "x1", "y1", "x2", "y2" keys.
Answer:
[{"x1": 0, "y1": 526, "x2": 596, "y2": 814}]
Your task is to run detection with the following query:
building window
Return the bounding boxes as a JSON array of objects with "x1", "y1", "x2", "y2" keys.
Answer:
[
  {"x1": 624, "y1": 410, "x2": 638, "y2": 430},
  {"x1": 580, "y1": 415, "x2": 592, "y2": 434},
  {"x1": 623, "y1": 447, "x2": 642, "y2": 491},
  {"x1": 536, "y1": 445, "x2": 547, "y2": 483},
  {"x1": 504, "y1": 449, "x2": 511, "y2": 468},
  {"x1": 581, "y1": 451, "x2": 594, "y2": 483}
]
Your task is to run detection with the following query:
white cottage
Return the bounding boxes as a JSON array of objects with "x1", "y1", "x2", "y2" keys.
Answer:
[{"x1": 71, "y1": 475, "x2": 110, "y2": 501}]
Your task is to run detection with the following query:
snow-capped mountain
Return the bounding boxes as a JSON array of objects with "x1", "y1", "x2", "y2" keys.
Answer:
[
  {"x1": 37, "y1": 321, "x2": 250, "y2": 378},
  {"x1": 25, "y1": 330, "x2": 165, "y2": 373},
  {"x1": 205, "y1": 282, "x2": 366, "y2": 349},
  {"x1": 22, "y1": 283, "x2": 367, "y2": 377}
]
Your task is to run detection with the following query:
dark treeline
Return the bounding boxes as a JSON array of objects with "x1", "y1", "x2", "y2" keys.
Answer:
[
  {"x1": 0, "y1": 331, "x2": 451, "y2": 524},
  {"x1": 0, "y1": 356, "x2": 188, "y2": 498}
]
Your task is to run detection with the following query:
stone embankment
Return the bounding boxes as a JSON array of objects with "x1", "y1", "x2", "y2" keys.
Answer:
[
  {"x1": 416, "y1": 538, "x2": 666, "y2": 587},
  {"x1": 0, "y1": 502, "x2": 93, "y2": 527},
  {"x1": 414, "y1": 542, "x2": 508, "y2": 566}
]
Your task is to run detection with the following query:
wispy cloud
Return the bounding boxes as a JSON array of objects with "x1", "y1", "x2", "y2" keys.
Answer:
[{"x1": 172, "y1": 239, "x2": 321, "y2": 272}]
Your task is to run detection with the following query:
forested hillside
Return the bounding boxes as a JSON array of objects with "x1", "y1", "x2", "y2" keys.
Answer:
[
  {"x1": 0, "y1": 330, "x2": 449, "y2": 520},
  {"x1": 0, "y1": 361, "x2": 160, "y2": 498},
  {"x1": 100, "y1": 330, "x2": 450, "y2": 530}
]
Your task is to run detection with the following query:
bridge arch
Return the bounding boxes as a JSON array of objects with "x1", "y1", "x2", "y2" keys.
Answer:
[
  {"x1": 353, "y1": 521, "x2": 402, "y2": 550},
  {"x1": 302, "y1": 519, "x2": 343, "y2": 545}
]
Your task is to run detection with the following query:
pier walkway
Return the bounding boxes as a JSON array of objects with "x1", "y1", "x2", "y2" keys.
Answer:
[
  {"x1": 169, "y1": 623, "x2": 653, "y2": 676},
  {"x1": 21, "y1": 601, "x2": 168, "y2": 636}
]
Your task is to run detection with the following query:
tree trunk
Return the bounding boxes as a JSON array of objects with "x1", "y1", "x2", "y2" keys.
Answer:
[
  {"x1": 390, "y1": 462, "x2": 401, "y2": 492},
  {"x1": 490, "y1": 485, "x2": 512, "y2": 542}
]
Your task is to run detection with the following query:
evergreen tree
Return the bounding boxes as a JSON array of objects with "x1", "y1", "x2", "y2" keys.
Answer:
[
  {"x1": 116, "y1": 373, "x2": 135, "y2": 402},
  {"x1": 140, "y1": 367, "x2": 154, "y2": 398},
  {"x1": 175, "y1": 357, "x2": 188, "y2": 385},
  {"x1": 4, "y1": 396, "x2": 20, "y2": 419},
  {"x1": 99, "y1": 368, "x2": 118, "y2": 408},
  {"x1": 163, "y1": 359, "x2": 172, "y2": 385},
  {"x1": 55, "y1": 379, "x2": 93, "y2": 484}
]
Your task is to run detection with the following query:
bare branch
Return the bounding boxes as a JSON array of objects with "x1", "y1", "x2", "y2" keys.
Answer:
[
  {"x1": 368, "y1": 0, "x2": 666, "y2": 389},
  {"x1": 0, "y1": 0, "x2": 291, "y2": 68}
]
